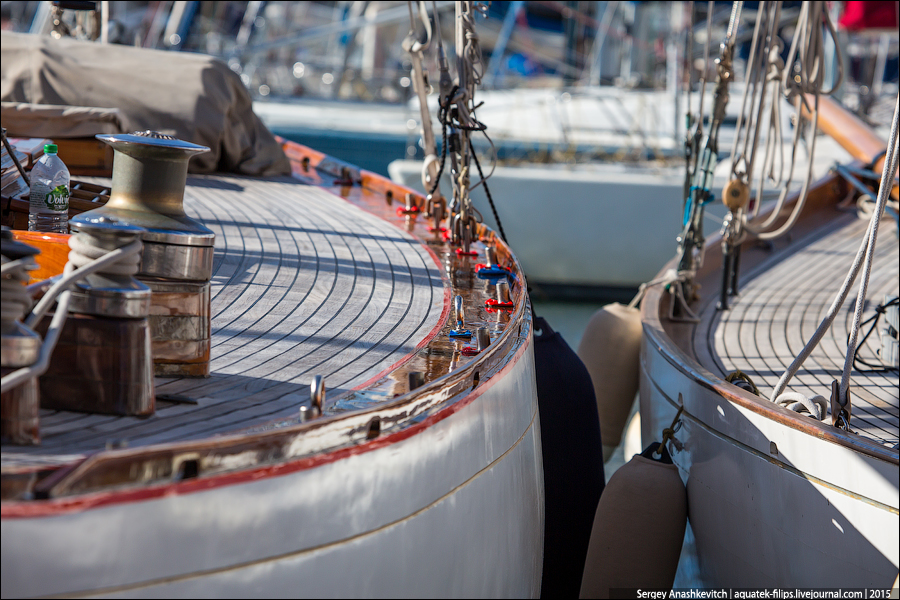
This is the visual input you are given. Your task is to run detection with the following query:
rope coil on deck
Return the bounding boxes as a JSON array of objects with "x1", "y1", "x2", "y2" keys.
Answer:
[{"x1": 0, "y1": 257, "x2": 34, "y2": 330}]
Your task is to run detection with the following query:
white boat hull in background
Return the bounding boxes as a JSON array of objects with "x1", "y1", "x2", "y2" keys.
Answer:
[{"x1": 391, "y1": 160, "x2": 705, "y2": 290}]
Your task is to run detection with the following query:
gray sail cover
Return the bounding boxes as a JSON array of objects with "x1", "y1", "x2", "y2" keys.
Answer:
[{"x1": 0, "y1": 31, "x2": 290, "y2": 176}]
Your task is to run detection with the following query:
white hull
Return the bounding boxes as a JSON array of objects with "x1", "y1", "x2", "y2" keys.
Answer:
[
  {"x1": 390, "y1": 159, "x2": 691, "y2": 289},
  {"x1": 640, "y1": 338, "x2": 899, "y2": 587},
  {"x1": 2, "y1": 340, "x2": 543, "y2": 598}
]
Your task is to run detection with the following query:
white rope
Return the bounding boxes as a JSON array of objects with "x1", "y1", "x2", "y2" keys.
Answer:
[
  {"x1": 738, "y1": 2, "x2": 844, "y2": 240},
  {"x1": 25, "y1": 238, "x2": 143, "y2": 328},
  {"x1": 840, "y1": 93, "x2": 900, "y2": 405},
  {"x1": 1, "y1": 263, "x2": 74, "y2": 394},
  {"x1": 729, "y1": 0, "x2": 771, "y2": 181},
  {"x1": 776, "y1": 391, "x2": 827, "y2": 420},
  {"x1": 628, "y1": 269, "x2": 682, "y2": 309},
  {"x1": 68, "y1": 232, "x2": 141, "y2": 275},
  {"x1": 770, "y1": 92, "x2": 900, "y2": 416},
  {"x1": 770, "y1": 212, "x2": 873, "y2": 399},
  {"x1": 0, "y1": 256, "x2": 35, "y2": 331}
]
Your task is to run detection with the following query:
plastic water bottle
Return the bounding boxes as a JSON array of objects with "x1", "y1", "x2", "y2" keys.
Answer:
[{"x1": 28, "y1": 144, "x2": 70, "y2": 233}]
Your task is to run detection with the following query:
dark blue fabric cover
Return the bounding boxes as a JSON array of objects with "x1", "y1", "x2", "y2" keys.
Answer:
[{"x1": 534, "y1": 315, "x2": 605, "y2": 598}]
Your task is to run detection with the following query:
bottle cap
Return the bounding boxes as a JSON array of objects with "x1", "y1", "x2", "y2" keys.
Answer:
[{"x1": 43, "y1": 143, "x2": 58, "y2": 154}]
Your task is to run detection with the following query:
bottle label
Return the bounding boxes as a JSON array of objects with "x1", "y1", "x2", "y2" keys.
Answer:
[
  {"x1": 44, "y1": 185, "x2": 70, "y2": 211},
  {"x1": 29, "y1": 183, "x2": 69, "y2": 214}
]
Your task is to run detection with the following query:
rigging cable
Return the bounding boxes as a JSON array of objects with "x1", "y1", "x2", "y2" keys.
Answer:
[
  {"x1": 839, "y1": 93, "x2": 900, "y2": 414},
  {"x1": 740, "y1": 1, "x2": 844, "y2": 240},
  {"x1": 770, "y1": 92, "x2": 900, "y2": 427}
]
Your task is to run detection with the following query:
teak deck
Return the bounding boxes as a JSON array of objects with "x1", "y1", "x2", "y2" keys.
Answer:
[
  {"x1": 3, "y1": 174, "x2": 447, "y2": 462},
  {"x1": 694, "y1": 212, "x2": 899, "y2": 449}
]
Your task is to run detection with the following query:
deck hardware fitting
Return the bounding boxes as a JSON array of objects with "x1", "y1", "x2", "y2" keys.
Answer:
[
  {"x1": 333, "y1": 166, "x2": 354, "y2": 186},
  {"x1": 654, "y1": 405, "x2": 685, "y2": 459},
  {"x1": 397, "y1": 192, "x2": 421, "y2": 216},
  {"x1": 830, "y1": 380, "x2": 851, "y2": 430},
  {"x1": 449, "y1": 295, "x2": 472, "y2": 338},
  {"x1": 310, "y1": 375, "x2": 325, "y2": 417},
  {"x1": 485, "y1": 280, "x2": 514, "y2": 310},
  {"x1": 476, "y1": 327, "x2": 490, "y2": 352}
]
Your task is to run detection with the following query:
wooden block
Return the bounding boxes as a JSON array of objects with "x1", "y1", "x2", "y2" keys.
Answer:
[{"x1": 54, "y1": 138, "x2": 114, "y2": 177}]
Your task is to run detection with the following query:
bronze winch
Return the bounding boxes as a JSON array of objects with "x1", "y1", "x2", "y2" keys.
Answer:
[{"x1": 79, "y1": 131, "x2": 215, "y2": 377}]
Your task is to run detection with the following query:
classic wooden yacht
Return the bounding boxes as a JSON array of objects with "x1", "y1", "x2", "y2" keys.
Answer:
[
  {"x1": 0, "y1": 22, "x2": 542, "y2": 598},
  {"x1": 636, "y1": 1, "x2": 898, "y2": 587}
]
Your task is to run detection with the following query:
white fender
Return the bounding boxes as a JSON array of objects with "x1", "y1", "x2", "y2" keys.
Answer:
[
  {"x1": 580, "y1": 453, "x2": 687, "y2": 598},
  {"x1": 577, "y1": 302, "x2": 642, "y2": 462}
]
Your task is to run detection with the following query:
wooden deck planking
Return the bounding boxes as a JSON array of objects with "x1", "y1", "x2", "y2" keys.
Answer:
[
  {"x1": 696, "y1": 211, "x2": 899, "y2": 448},
  {"x1": 2, "y1": 175, "x2": 446, "y2": 460}
]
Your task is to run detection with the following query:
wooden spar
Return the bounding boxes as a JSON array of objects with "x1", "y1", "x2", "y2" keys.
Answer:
[
  {"x1": 807, "y1": 94, "x2": 887, "y2": 165},
  {"x1": 805, "y1": 93, "x2": 897, "y2": 199}
]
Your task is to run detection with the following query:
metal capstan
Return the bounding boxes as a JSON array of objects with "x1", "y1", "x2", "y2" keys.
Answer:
[{"x1": 76, "y1": 131, "x2": 215, "y2": 377}]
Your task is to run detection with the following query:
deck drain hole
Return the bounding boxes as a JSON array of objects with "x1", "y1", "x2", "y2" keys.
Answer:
[
  {"x1": 473, "y1": 371, "x2": 480, "y2": 388},
  {"x1": 770, "y1": 442, "x2": 778, "y2": 456},
  {"x1": 366, "y1": 417, "x2": 381, "y2": 440},
  {"x1": 177, "y1": 459, "x2": 199, "y2": 480}
]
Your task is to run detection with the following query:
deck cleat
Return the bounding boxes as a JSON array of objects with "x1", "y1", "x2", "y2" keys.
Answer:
[
  {"x1": 449, "y1": 295, "x2": 472, "y2": 338},
  {"x1": 476, "y1": 246, "x2": 515, "y2": 280},
  {"x1": 485, "y1": 280, "x2": 514, "y2": 310},
  {"x1": 396, "y1": 192, "x2": 422, "y2": 216}
]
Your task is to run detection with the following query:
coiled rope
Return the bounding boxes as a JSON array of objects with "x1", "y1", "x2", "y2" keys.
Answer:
[
  {"x1": 0, "y1": 256, "x2": 35, "y2": 332},
  {"x1": 2, "y1": 237, "x2": 144, "y2": 394},
  {"x1": 68, "y1": 231, "x2": 141, "y2": 276},
  {"x1": 731, "y1": 2, "x2": 844, "y2": 241}
]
